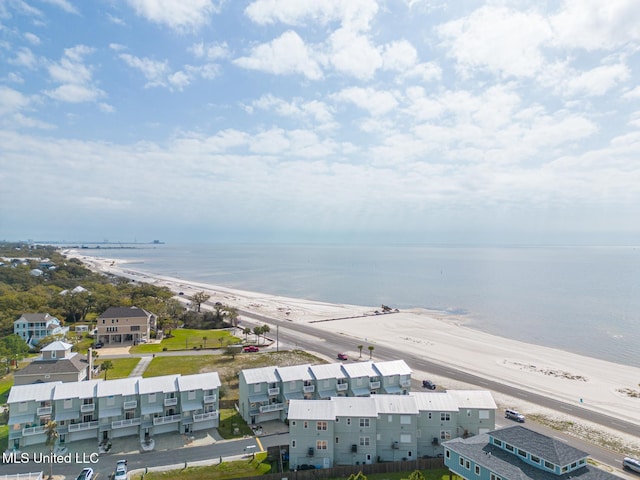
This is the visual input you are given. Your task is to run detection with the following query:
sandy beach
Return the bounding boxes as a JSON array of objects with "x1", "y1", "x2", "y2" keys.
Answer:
[{"x1": 71, "y1": 252, "x2": 640, "y2": 449}]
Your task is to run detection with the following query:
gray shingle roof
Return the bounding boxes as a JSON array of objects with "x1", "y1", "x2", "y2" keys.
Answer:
[
  {"x1": 99, "y1": 306, "x2": 152, "y2": 318},
  {"x1": 15, "y1": 354, "x2": 87, "y2": 377}
]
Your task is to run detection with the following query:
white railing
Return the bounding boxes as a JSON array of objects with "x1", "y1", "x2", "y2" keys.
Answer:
[
  {"x1": 37, "y1": 406, "x2": 52, "y2": 416},
  {"x1": 153, "y1": 414, "x2": 181, "y2": 425},
  {"x1": 123, "y1": 401, "x2": 137, "y2": 410},
  {"x1": 0, "y1": 472, "x2": 43, "y2": 480},
  {"x1": 336, "y1": 383, "x2": 348, "y2": 391},
  {"x1": 68, "y1": 421, "x2": 99, "y2": 432},
  {"x1": 22, "y1": 425, "x2": 45, "y2": 436},
  {"x1": 268, "y1": 387, "x2": 280, "y2": 396},
  {"x1": 80, "y1": 404, "x2": 95, "y2": 413},
  {"x1": 203, "y1": 394, "x2": 216, "y2": 404},
  {"x1": 303, "y1": 385, "x2": 315, "y2": 393},
  {"x1": 112, "y1": 418, "x2": 140, "y2": 429},
  {"x1": 369, "y1": 381, "x2": 381, "y2": 389},
  {"x1": 259, "y1": 403, "x2": 284, "y2": 413},
  {"x1": 164, "y1": 397, "x2": 178, "y2": 407},
  {"x1": 193, "y1": 411, "x2": 218, "y2": 422}
]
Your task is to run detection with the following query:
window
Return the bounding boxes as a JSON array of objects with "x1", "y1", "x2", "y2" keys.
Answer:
[
  {"x1": 479, "y1": 410, "x2": 490, "y2": 419},
  {"x1": 400, "y1": 415, "x2": 411, "y2": 424},
  {"x1": 445, "y1": 449, "x2": 450, "y2": 459},
  {"x1": 531, "y1": 455, "x2": 540, "y2": 464},
  {"x1": 505, "y1": 443, "x2": 514, "y2": 452},
  {"x1": 359, "y1": 418, "x2": 370, "y2": 428},
  {"x1": 316, "y1": 440, "x2": 327, "y2": 450},
  {"x1": 440, "y1": 430, "x2": 451, "y2": 441},
  {"x1": 561, "y1": 466, "x2": 569, "y2": 473},
  {"x1": 303, "y1": 421, "x2": 308, "y2": 429},
  {"x1": 253, "y1": 384, "x2": 261, "y2": 393},
  {"x1": 467, "y1": 409, "x2": 471, "y2": 416},
  {"x1": 292, "y1": 440, "x2": 296, "y2": 448},
  {"x1": 359, "y1": 436, "x2": 370, "y2": 446},
  {"x1": 291, "y1": 421, "x2": 296, "y2": 427},
  {"x1": 475, "y1": 465, "x2": 481, "y2": 475},
  {"x1": 459, "y1": 457, "x2": 465, "y2": 467},
  {"x1": 465, "y1": 460, "x2": 470, "y2": 469},
  {"x1": 131, "y1": 326, "x2": 140, "y2": 331},
  {"x1": 148, "y1": 393, "x2": 156, "y2": 403},
  {"x1": 571, "y1": 462, "x2": 577, "y2": 468},
  {"x1": 427, "y1": 412, "x2": 432, "y2": 420},
  {"x1": 440, "y1": 412, "x2": 450, "y2": 421},
  {"x1": 493, "y1": 438, "x2": 502, "y2": 447},
  {"x1": 544, "y1": 461, "x2": 555, "y2": 470},
  {"x1": 490, "y1": 474, "x2": 502, "y2": 480},
  {"x1": 346, "y1": 418, "x2": 351, "y2": 425},
  {"x1": 400, "y1": 434, "x2": 411, "y2": 443},
  {"x1": 317, "y1": 421, "x2": 327, "y2": 431},
  {"x1": 335, "y1": 437, "x2": 339, "y2": 444},
  {"x1": 188, "y1": 390, "x2": 196, "y2": 400}
]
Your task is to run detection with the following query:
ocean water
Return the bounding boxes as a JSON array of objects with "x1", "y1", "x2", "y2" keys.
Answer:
[{"x1": 76, "y1": 244, "x2": 640, "y2": 368}]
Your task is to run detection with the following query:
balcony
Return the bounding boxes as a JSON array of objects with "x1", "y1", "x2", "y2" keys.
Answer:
[
  {"x1": 369, "y1": 381, "x2": 381, "y2": 389},
  {"x1": 193, "y1": 411, "x2": 218, "y2": 422},
  {"x1": 303, "y1": 385, "x2": 315, "y2": 393},
  {"x1": 112, "y1": 418, "x2": 140, "y2": 429},
  {"x1": 268, "y1": 387, "x2": 280, "y2": 396},
  {"x1": 164, "y1": 397, "x2": 178, "y2": 407},
  {"x1": 203, "y1": 395, "x2": 216, "y2": 404},
  {"x1": 153, "y1": 414, "x2": 181, "y2": 425},
  {"x1": 22, "y1": 425, "x2": 46, "y2": 436},
  {"x1": 336, "y1": 383, "x2": 348, "y2": 391},
  {"x1": 259, "y1": 403, "x2": 284, "y2": 413},
  {"x1": 68, "y1": 421, "x2": 99, "y2": 432},
  {"x1": 123, "y1": 401, "x2": 137, "y2": 410},
  {"x1": 81, "y1": 404, "x2": 95, "y2": 413},
  {"x1": 37, "y1": 406, "x2": 52, "y2": 416}
]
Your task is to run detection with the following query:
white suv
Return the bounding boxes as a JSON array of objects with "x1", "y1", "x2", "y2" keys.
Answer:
[{"x1": 505, "y1": 409, "x2": 525, "y2": 422}]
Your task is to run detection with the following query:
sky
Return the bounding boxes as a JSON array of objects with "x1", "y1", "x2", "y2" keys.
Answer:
[{"x1": 1, "y1": 0, "x2": 640, "y2": 245}]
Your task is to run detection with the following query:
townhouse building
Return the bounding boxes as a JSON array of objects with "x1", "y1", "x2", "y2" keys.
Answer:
[
  {"x1": 96, "y1": 306, "x2": 156, "y2": 345},
  {"x1": 444, "y1": 425, "x2": 619, "y2": 480},
  {"x1": 13, "y1": 313, "x2": 68, "y2": 347},
  {"x1": 288, "y1": 390, "x2": 497, "y2": 470},
  {"x1": 238, "y1": 360, "x2": 412, "y2": 425},
  {"x1": 7, "y1": 372, "x2": 221, "y2": 450}
]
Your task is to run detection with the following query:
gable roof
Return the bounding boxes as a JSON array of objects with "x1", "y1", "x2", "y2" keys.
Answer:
[
  {"x1": 342, "y1": 361, "x2": 378, "y2": 378},
  {"x1": 448, "y1": 390, "x2": 498, "y2": 410},
  {"x1": 98, "y1": 306, "x2": 153, "y2": 319},
  {"x1": 332, "y1": 396, "x2": 378, "y2": 417},
  {"x1": 53, "y1": 379, "x2": 100, "y2": 400},
  {"x1": 288, "y1": 399, "x2": 336, "y2": 421},
  {"x1": 14, "y1": 354, "x2": 87, "y2": 377},
  {"x1": 8, "y1": 382, "x2": 61, "y2": 403},
  {"x1": 16, "y1": 313, "x2": 54, "y2": 323},
  {"x1": 410, "y1": 391, "x2": 459, "y2": 412},
  {"x1": 138, "y1": 375, "x2": 180, "y2": 395},
  {"x1": 277, "y1": 364, "x2": 312, "y2": 382},
  {"x1": 177, "y1": 372, "x2": 221, "y2": 391},
  {"x1": 310, "y1": 363, "x2": 346, "y2": 380},
  {"x1": 374, "y1": 394, "x2": 419, "y2": 414},
  {"x1": 240, "y1": 366, "x2": 279, "y2": 384},
  {"x1": 373, "y1": 359, "x2": 412, "y2": 376},
  {"x1": 41, "y1": 341, "x2": 73, "y2": 351}
]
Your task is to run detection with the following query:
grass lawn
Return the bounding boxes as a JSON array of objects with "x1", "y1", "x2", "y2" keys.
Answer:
[
  {"x1": 347, "y1": 469, "x2": 458, "y2": 480},
  {"x1": 142, "y1": 356, "x2": 217, "y2": 377},
  {"x1": 144, "y1": 452, "x2": 270, "y2": 480},
  {"x1": 217, "y1": 408, "x2": 254, "y2": 439},
  {"x1": 0, "y1": 374, "x2": 14, "y2": 404},
  {"x1": 0, "y1": 424, "x2": 8, "y2": 452},
  {"x1": 94, "y1": 357, "x2": 140, "y2": 380},
  {"x1": 130, "y1": 329, "x2": 241, "y2": 354},
  {"x1": 73, "y1": 334, "x2": 96, "y2": 354}
]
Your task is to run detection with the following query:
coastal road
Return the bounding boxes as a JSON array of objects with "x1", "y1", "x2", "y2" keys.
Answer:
[{"x1": 238, "y1": 310, "x2": 640, "y2": 440}]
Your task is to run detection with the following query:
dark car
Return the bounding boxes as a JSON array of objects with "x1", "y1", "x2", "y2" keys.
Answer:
[
  {"x1": 337, "y1": 353, "x2": 348, "y2": 361},
  {"x1": 93, "y1": 342, "x2": 104, "y2": 349},
  {"x1": 422, "y1": 380, "x2": 436, "y2": 390},
  {"x1": 298, "y1": 464, "x2": 316, "y2": 470}
]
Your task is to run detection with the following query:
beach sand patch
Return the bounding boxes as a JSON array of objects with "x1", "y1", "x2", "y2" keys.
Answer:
[
  {"x1": 616, "y1": 387, "x2": 640, "y2": 398},
  {"x1": 502, "y1": 359, "x2": 588, "y2": 382}
]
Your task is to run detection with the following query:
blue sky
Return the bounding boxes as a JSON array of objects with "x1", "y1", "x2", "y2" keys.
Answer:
[{"x1": 1, "y1": 0, "x2": 639, "y2": 244}]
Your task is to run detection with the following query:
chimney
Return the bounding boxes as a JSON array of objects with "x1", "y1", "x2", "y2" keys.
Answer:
[{"x1": 88, "y1": 347, "x2": 93, "y2": 380}]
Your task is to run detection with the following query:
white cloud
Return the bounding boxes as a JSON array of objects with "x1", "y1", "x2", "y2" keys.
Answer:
[
  {"x1": 245, "y1": 0, "x2": 378, "y2": 32},
  {"x1": 10, "y1": 47, "x2": 38, "y2": 69},
  {"x1": 125, "y1": 0, "x2": 221, "y2": 33},
  {"x1": 333, "y1": 87, "x2": 398, "y2": 116},
  {"x1": 98, "y1": 103, "x2": 115, "y2": 113},
  {"x1": 398, "y1": 61, "x2": 442, "y2": 83},
  {"x1": 168, "y1": 70, "x2": 190, "y2": 90},
  {"x1": 249, "y1": 94, "x2": 335, "y2": 127},
  {"x1": 563, "y1": 63, "x2": 631, "y2": 97},
  {"x1": 109, "y1": 43, "x2": 127, "y2": 52},
  {"x1": 45, "y1": 83, "x2": 104, "y2": 103},
  {"x1": 23, "y1": 32, "x2": 40, "y2": 45},
  {"x1": 437, "y1": 5, "x2": 552, "y2": 78},
  {"x1": 382, "y1": 40, "x2": 418, "y2": 72},
  {"x1": 623, "y1": 86, "x2": 640, "y2": 100},
  {"x1": 189, "y1": 41, "x2": 229, "y2": 60},
  {"x1": 327, "y1": 28, "x2": 382, "y2": 80},
  {"x1": 234, "y1": 30, "x2": 323, "y2": 80},
  {"x1": 45, "y1": 45, "x2": 104, "y2": 103},
  {"x1": 40, "y1": 0, "x2": 79, "y2": 14},
  {"x1": 0, "y1": 85, "x2": 30, "y2": 116},
  {"x1": 119, "y1": 53, "x2": 170, "y2": 87}
]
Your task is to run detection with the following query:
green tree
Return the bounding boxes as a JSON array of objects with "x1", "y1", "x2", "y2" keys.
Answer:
[
  {"x1": 44, "y1": 420, "x2": 59, "y2": 480},
  {"x1": 190, "y1": 291, "x2": 210, "y2": 313},
  {"x1": 100, "y1": 360, "x2": 114, "y2": 380},
  {"x1": 368, "y1": 345, "x2": 374, "y2": 359},
  {"x1": 252, "y1": 326, "x2": 261, "y2": 343},
  {"x1": 0, "y1": 334, "x2": 30, "y2": 373},
  {"x1": 357, "y1": 344, "x2": 363, "y2": 358},
  {"x1": 243, "y1": 327, "x2": 251, "y2": 341},
  {"x1": 408, "y1": 471, "x2": 425, "y2": 480},
  {"x1": 261, "y1": 324, "x2": 271, "y2": 344},
  {"x1": 347, "y1": 472, "x2": 367, "y2": 480}
]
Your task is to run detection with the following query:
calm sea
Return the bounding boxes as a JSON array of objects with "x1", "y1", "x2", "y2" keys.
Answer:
[{"x1": 76, "y1": 244, "x2": 640, "y2": 368}]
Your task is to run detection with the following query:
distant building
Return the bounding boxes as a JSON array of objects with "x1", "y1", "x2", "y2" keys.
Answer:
[
  {"x1": 443, "y1": 425, "x2": 620, "y2": 480},
  {"x1": 13, "y1": 313, "x2": 69, "y2": 347},
  {"x1": 13, "y1": 341, "x2": 90, "y2": 386},
  {"x1": 96, "y1": 306, "x2": 156, "y2": 345}
]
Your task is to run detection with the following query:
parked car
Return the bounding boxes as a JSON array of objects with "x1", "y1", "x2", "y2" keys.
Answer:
[
  {"x1": 505, "y1": 408, "x2": 525, "y2": 422},
  {"x1": 337, "y1": 353, "x2": 348, "y2": 361},
  {"x1": 93, "y1": 342, "x2": 104, "y2": 349},
  {"x1": 422, "y1": 380, "x2": 436, "y2": 390},
  {"x1": 243, "y1": 346, "x2": 259, "y2": 353},
  {"x1": 114, "y1": 461, "x2": 127, "y2": 480},
  {"x1": 76, "y1": 468, "x2": 94, "y2": 480},
  {"x1": 623, "y1": 457, "x2": 640, "y2": 473}
]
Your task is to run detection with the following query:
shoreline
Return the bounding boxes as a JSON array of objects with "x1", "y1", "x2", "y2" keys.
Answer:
[{"x1": 69, "y1": 251, "x2": 640, "y2": 442}]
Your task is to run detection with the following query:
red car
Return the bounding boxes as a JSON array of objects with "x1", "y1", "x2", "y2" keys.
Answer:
[
  {"x1": 243, "y1": 346, "x2": 259, "y2": 353},
  {"x1": 337, "y1": 353, "x2": 348, "y2": 361}
]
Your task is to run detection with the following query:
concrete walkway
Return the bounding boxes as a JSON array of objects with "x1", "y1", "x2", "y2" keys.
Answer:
[{"x1": 128, "y1": 355, "x2": 153, "y2": 377}]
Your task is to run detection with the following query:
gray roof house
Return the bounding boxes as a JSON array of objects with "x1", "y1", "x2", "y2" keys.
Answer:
[{"x1": 13, "y1": 341, "x2": 90, "y2": 386}]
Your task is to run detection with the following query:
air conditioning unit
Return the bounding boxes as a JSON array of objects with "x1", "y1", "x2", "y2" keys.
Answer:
[
  {"x1": 351, "y1": 444, "x2": 358, "y2": 453},
  {"x1": 392, "y1": 441, "x2": 400, "y2": 449},
  {"x1": 308, "y1": 447, "x2": 314, "y2": 456}
]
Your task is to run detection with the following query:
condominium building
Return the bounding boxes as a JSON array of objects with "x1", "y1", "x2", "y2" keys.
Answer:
[
  {"x1": 7, "y1": 372, "x2": 221, "y2": 450},
  {"x1": 443, "y1": 425, "x2": 619, "y2": 480},
  {"x1": 238, "y1": 360, "x2": 412, "y2": 425},
  {"x1": 288, "y1": 390, "x2": 497, "y2": 470},
  {"x1": 96, "y1": 306, "x2": 156, "y2": 345},
  {"x1": 13, "y1": 313, "x2": 68, "y2": 347}
]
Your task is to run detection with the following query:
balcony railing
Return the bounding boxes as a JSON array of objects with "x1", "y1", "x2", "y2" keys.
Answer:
[
  {"x1": 37, "y1": 406, "x2": 52, "y2": 416},
  {"x1": 193, "y1": 411, "x2": 218, "y2": 422},
  {"x1": 268, "y1": 387, "x2": 280, "y2": 396},
  {"x1": 153, "y1": 414, "x2": 181, "y2": 425},
  {"x1": 303, "y1": 385, "x2": 315, "y2": 393},
  {"x1": 123, "y1": 401, "x2": 137, "y2": 410},
  {"x1": 80, "y1": 403, "x2": 95, "y2": 413},
  {"x1": 336, "y1": 383, "x2": 348, "y2": 391},
  {"x1": 164, "y1": 397, "x2": 178, "y2": 407},
  {"x1": 68, "y1": 421, "x2": 99, "y2": 432},
  {"x1": 203, "y1": 395, "x2": 216, "y2": 404},
  {"x1": 259, "y1": 403, "x2": 284, "y2": 413},
  {"x1": 369, "y1": 381, "x2": 381, "y2": 389},
  {"x1": 112, "y1": 418, "x2": 140, "y2": 429},
  {"x1": 22, "y1": 425, "x2": 45, "y2": 436}
]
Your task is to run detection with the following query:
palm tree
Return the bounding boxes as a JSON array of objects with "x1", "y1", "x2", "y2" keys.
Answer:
[
  {"x1": 253, "y1": 326, "x2": 262, "y2": 344},
  {"x1": 100, "y1": 360, "x2": 114, "y2": 380},
  {"x1": 357, "y1": 345, "x2": 363, "y2": 358},
  {"x1": 44, "y1": 420, "x2": 58, "y2": 480},
  {"x1": 261, "y1": 324, "x2": 271, "y2": 344},
  {"x1": 368, "y1": 345, "x2": 374, "y2": 360},
  {"x1": 243, "y1": 327, "x2": 251, "y2": 342}
]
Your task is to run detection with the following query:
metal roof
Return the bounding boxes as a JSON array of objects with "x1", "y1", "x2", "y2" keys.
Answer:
[
  {"x1": 310, "y1": 363, "x2": 346, "y2": 380},
  {"x1": 53, "y1": 379, "x2": 100, "y2": 400},
  {"x1": 288, "y1": 400, "x2": 336, "y2": 421},
  {"x1": 8, "y1": 382, "x2": 60, "y2": 404},
  {"x1": 240, "y1": 366, "x2": 279, "y2": 384},
  {"x1": 342, "y1": 361, "x2": 377, "y2": 378},
  {"x1": 41, "y1": 341, "x2": 73, "y2": 351},
  {"x1": 374, "y1": 394, "x2": 419, "y2": 414},
  {"x1": 177, "y1": 372, "x2": 221, "y2": 391},
  {"x1": 410, "y1": 391, "x2": 460, "y2": 412},
  {"x1": 277, "y1": 364, "x2": 312, "y2": 382},
  {"x1": 332, "y1": 396, "x2": 378, "y2": 417},
  {"x1": 373, "y1": 359, "x2": 412, "y2": 376},
  {"x1": 448, "y1": 390, "x2": 497, "y2": 410},
  {"x1": 96, "y1": 377, "x2": 139, "y2": 397},
  {"x1": 138, "y1": 375, "x2": 180, "y2": 394}
]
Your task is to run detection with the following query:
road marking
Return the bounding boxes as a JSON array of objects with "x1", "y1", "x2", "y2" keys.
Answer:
[{"x1": 256, "y1": 437, "x2": 264, "y2": 452}]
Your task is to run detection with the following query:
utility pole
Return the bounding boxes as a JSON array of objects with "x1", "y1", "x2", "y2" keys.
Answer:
[{"x1": 276, "y1": 325, "x2": 279, "y2": 352}]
